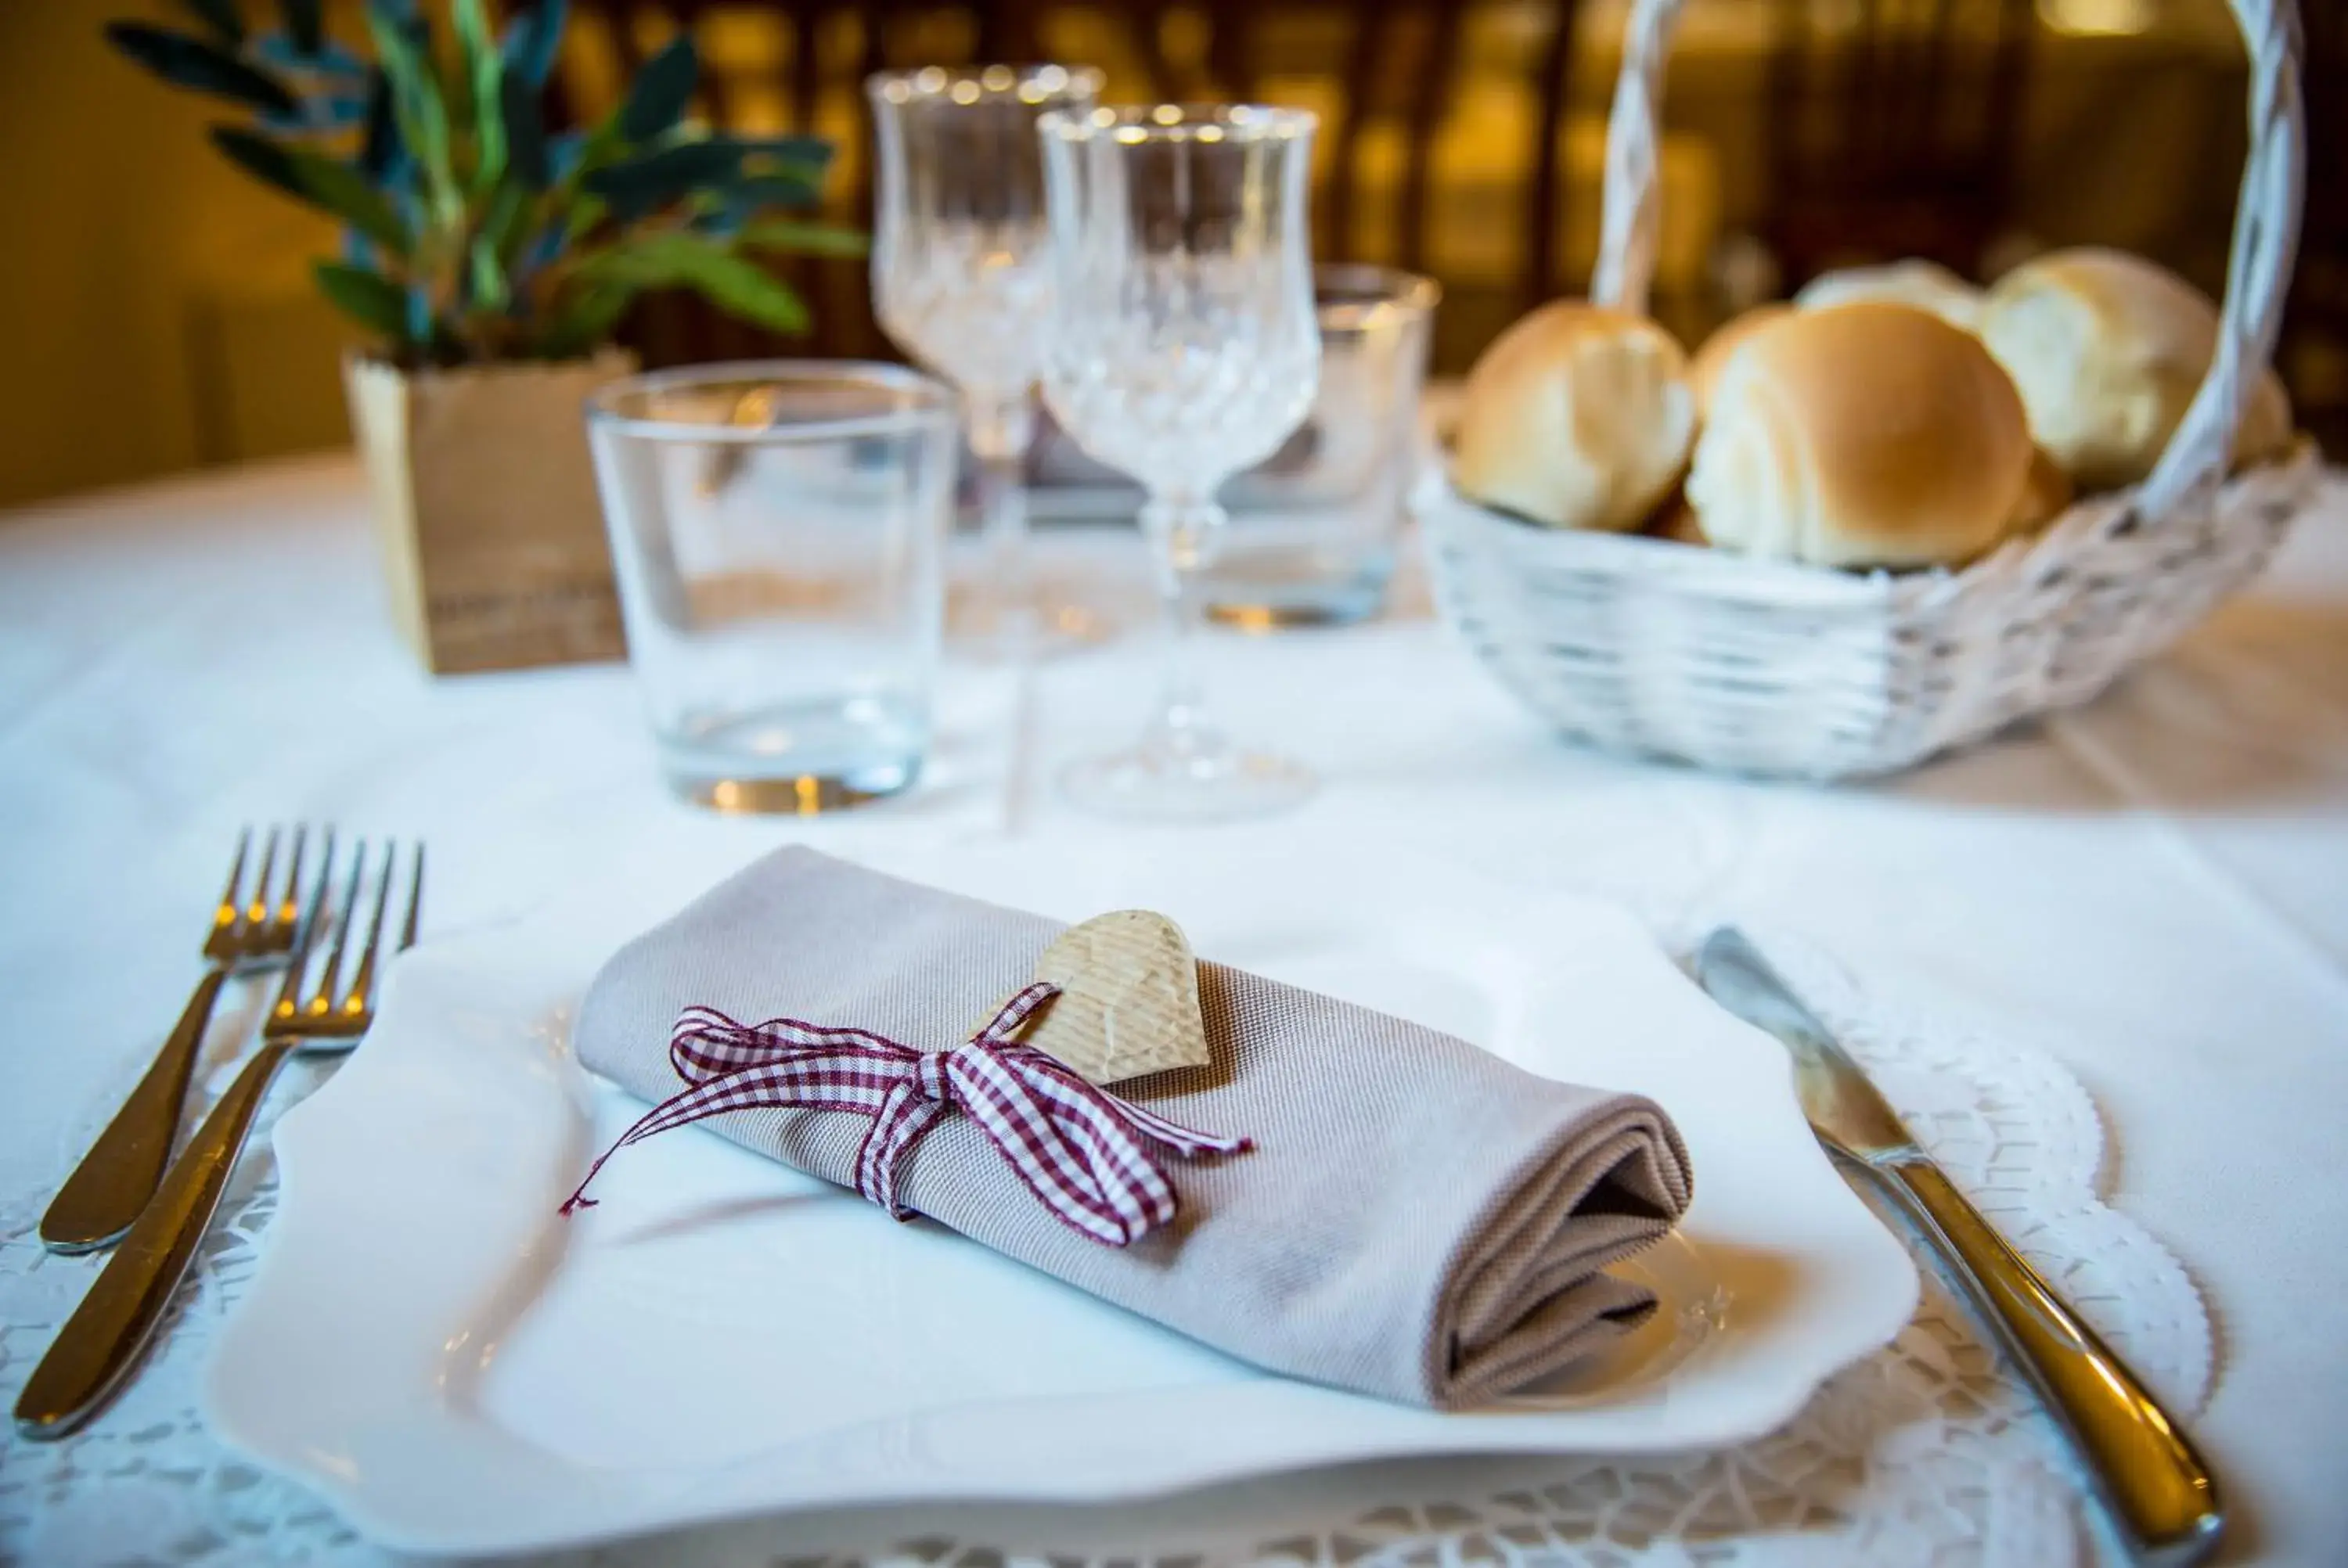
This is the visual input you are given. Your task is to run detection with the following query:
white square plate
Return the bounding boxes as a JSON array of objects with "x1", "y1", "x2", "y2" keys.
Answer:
[{"x1": 203, "y1": 841, "x2": 1917, "y2": 1555}]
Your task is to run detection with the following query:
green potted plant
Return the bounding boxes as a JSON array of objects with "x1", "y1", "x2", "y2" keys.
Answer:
[{"x1": 107, "y1": 0, "x2": 863, "y2": 673}]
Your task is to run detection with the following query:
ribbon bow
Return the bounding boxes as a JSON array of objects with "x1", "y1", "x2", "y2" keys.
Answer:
[{"x1": 561, "y1": 983, "x2": 1251, "y2": 1246}]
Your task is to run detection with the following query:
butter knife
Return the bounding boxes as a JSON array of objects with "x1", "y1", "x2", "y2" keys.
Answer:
[{"x1": 1695, "y1": 928, "x2": 2222, "y2": 1568}]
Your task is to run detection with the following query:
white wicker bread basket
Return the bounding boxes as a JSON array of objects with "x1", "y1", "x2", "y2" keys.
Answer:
[{"x1": 1417, "y1": 0, "x2": 2320, "y2": 779}]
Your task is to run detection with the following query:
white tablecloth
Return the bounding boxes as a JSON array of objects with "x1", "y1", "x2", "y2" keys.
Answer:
[{"x1": 2, "y1": 455, "x2": 2345, "y2": 1565}]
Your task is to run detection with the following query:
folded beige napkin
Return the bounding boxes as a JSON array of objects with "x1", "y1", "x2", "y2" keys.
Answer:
[{"x1": 574, "y1": 847, "x2": 1693, "y2": 1408}]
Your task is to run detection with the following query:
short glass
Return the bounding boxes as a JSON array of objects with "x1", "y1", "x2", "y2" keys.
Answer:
[
  {"x1": 585, "y1": 362, "x2": 957, "y2": 813},
  {"x1": 1201, "y1": 265, "x2": 1440, "y2": 628}
]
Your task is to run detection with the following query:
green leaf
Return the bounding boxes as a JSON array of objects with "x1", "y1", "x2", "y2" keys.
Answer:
[
  {"x1": 561, "y1": 189, "x2": 607, "y2": 247},
  {"x1": 479, "y1": 180, "x2": 532, "y2": 268},
  {"x1": 276, "y1": 0, "x2": 321, "y2": 56},
  {"x1": 502, "y1": 0, "x2": 567, "y2": 87},
  {"x1": 729, "y1": 134, "x2": 832, "y2": 171},
  {"x1": 718, "y1": 171, "x2": 826, "y2": 214},
  {"x1": 582, "y1": 137, "x2": 743, "y2": 221},
  {"x1": 737, "y1": 221, "x2": 867, "y2": 257},
  {"x1": 576, "y1": 232, "x2": 808, "y2": 334},
  {"x1": 501, "y1": 74, "x2": 549, "y2": 188},
  {"x1": 295, "y1": 155, "x2": 411, "y2": 258},
  {"x1": 452, "y1": 0, "x2": 504, "y2": 193},
  {"x1": 171, "y1": 0, "x2": 246, "y2": 45},
  {"x1": 214, "y1": 128, "x2": 410, "y2": 257},
  {"x1": 358, "y1": 67, "x2": 402, "y2": 180},
  {"x1": 469, "y1": 233, "x2": 509, "y2": 311},
  {"x1": 616, "y1": 35, "x2": 695, "y2": 143},
  {"x1": 106, "y1": 23, "x2": 297, "y2": 117},
  {"x1": 208, "y1": 122, "x2": 304, "y2": 197},
  {"x1": 314, "y1": 259, "x2": 412, "y2": 343},
  {"x1": 366, "y1": 4, "x2": 456, "y2": 223},
  {"x1": 538, "y1": 279, "x2": 635, "y2": 359}
]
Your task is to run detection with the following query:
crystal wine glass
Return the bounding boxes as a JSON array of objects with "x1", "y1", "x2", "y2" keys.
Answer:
[
  {"x1": 866, "y1": 63, "x2": 1104, "y2": 656},
  {"x1": 1038, "y1": 104, "x2": 1323, "y2": 820}
]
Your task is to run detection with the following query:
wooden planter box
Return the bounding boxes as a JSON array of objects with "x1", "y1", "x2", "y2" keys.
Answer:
[{"x1": 345, "y1": 350, "x2": 636, "y2": 674}]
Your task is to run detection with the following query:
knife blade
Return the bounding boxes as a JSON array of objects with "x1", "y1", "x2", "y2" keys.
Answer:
[
  {"x1": 1694, "y1": 928, "x2": 1920, "y2": 1167},
  {"x1": 1694, "y1": 927, "x2": 2224, "y2": 1568}
]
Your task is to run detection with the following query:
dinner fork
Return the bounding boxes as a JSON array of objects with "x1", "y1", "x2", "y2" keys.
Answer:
[
  {"x1": 14, "y1": 838, "x2": 424, "y2": 1442},
  {"x1": 41, "y1": 825, "x2": 312, "y2": 1253}
]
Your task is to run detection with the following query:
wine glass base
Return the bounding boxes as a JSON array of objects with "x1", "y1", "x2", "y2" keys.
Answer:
[{"x1": 1059, "y1": 739, "x2": 1314, "y2": 822}]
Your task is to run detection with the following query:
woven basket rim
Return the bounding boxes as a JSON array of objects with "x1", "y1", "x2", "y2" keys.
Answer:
[{"x1": 1417, "y1": 441, "x2": 2325, "y2": 613}]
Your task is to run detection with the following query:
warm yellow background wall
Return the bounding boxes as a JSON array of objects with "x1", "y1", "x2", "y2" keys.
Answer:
[{"x1": 0, "y1": 0, "x2": 355, "y2": 509}]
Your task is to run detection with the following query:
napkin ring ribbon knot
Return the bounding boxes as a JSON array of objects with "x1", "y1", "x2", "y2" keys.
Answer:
[{"x1": 560, "y1": 982, "x2": 1251, "y2": 1247}]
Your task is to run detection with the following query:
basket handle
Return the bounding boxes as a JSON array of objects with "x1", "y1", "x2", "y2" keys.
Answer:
[{"x1": 1591, "y1": 0, "x2": 2306, "y2": 519}]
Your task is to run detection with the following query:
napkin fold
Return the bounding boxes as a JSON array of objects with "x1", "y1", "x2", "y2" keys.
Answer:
[{"x1": 573, "y1": 847, "x2": 1694, "y2": 1409}]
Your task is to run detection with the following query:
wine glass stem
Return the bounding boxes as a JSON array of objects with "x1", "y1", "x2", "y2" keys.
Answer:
[
  {"x1": 967, "y1": 394, "x2": 1036, "y2": 639},
  {"x1": 1141, "y1": 496, "x2": 1221, "y2": 746}
]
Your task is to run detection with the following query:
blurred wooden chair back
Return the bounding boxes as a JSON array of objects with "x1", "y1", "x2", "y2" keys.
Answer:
[
  {"x1": 1055, "y1": 0, "x2": 1587, "y2": 368},
  {"x1": 554, "y1": 2, "x2": 1594, "y2": 375},
  {"x1": 1096, "y1": 4, "x2": 1520, "y2": 286},
  {"x1": 1763, "y1": 0, "x2": 2033, "y2": 287}
]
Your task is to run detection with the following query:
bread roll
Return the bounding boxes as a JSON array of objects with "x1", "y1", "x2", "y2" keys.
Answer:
[
  {"x1": 1649, "y1": 497, "x2": 1707, "y2": 546},
  {"x1": 1688, "y1": 302, "x2": 2033, "y2": 569},
  {"x1": 1689, "y1": 304, "x2": 1792, "y2": 418},
  {"x1": 2010, "y1": 445, "x2": 2074, "y2": 535},
  {"x1": 1452, "y1": 303, "x2": 1696, "y2": 533},
  {"x1": 1796, "y1": 259, "x2": 1985, "y2": 331},
  {"x1": 1979, "y1": 246, "x2": 2294, "y2": 490}
]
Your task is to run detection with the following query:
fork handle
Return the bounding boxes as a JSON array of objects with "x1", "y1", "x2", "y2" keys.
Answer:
[
  {"x1": 15, "y1": 1038, "x2": 296, "y2": 1441},
  {"x1": 41, "y1": 968, "x2": 232, "y2": 1253},
  {"x1": 1882, "y1": 1159, "x2": 2224, "y2": 1566}
]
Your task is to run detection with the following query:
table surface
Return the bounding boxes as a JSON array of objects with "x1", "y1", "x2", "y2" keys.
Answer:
[{"x1": 2, "y1": 455, "x2": 2345, "y2": 1565}]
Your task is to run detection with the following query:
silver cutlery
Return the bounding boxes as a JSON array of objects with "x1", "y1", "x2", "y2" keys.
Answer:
[
  {"x1": 1696, "y1": 927, "x2": 2222, "y2": 1568},
  {"x1": 41, "y1": 825, "x2": 312, "y2": 1253},
  {"x1": 15, "y1": 837, "x2": 423, "y2": 1441}
]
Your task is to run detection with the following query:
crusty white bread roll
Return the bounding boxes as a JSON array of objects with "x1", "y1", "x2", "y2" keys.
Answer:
[
  {"x1": 1979, "y1": 247, "x2": 2294, "y2": 490},
  {"x1": 1649, "y1": 496, "x2": 1707, "y2": 546},
  {"x1": 1689, "y1": 304, "x2": 1792, "y2": 418},
  {"x1": 1795, "y1": 259, "x2": 1985, "y2": 331},
  {"x1": 1687, "y1": 302, "x2": 2033, "y2": 569},
  {"x1": 2010, "y1": 445, "x2": 2074, "y2": 536},
  {"x1": 1452, "y1": 303, "x2": 1697, "y2": 534}
]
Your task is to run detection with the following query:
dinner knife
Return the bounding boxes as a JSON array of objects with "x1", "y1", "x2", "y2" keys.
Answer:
[{"x1": 1695, "y1": 928, "x2": 2223, "y2": 1568}]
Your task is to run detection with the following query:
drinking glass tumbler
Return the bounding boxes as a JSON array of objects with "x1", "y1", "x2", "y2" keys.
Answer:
[
  {"x1": 1202, "y1": 264, "x2": 1439, "y2": 628},
  {"x1": 586, "y1": 362, "x2": 957, "y2": 813}
]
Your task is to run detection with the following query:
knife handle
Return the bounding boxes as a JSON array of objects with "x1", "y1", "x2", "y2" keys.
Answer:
[
  {"x1": 41, "y1": 967, "x2": 229, "y2": 1253},
  {"x1": 1883, "y1": 1159, "x2": 2222, "y2": 1566},
  {"x1": 15, "y1": 1039, "x2": 296, "y2": 1441}
]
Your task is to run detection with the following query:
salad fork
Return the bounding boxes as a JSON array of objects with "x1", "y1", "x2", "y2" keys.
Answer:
[
  {"x1": 42, "y1": 825, "x2": 312, "y2": 1253},
  {"x1": 15, "y1": 838, "x2": 424, "y2": 1441}
]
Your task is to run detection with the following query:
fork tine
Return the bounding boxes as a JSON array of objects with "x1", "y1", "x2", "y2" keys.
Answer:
[
  {"x1": 212, "y1": 828, "x2": 252, "y2": 942},
  {"x1": 308, "y1": 840, "x2": 367, "y2": 1017},
  {"x1": 272, "y1": 831, "x2": 335, "y2": 1023},
  {"x1": 398, "y1": 843, "x2": 423, "y2": 954},
  {"x1": 344, "y1": 840, "x2": 398, "y2": 1017},
  {"x1": 272, "y1": 824, "x2": 308, "y2": 941},
  {"x1": 245, "y1": 825, "x2": 281, "y2": 931}
]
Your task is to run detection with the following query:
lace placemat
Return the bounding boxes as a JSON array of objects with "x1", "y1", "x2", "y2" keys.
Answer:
[{"x1": 0, "y1": 938, "x2": 2209, "y2": 1568}]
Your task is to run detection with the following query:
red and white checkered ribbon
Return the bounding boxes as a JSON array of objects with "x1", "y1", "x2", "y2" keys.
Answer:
[{"x1": 560, "y1": 983, "x2": 1251, "y2": 1246}]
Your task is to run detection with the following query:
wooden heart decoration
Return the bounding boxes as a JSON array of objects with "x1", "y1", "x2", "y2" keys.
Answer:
[{"x1": 1014, "y1": 911, "x2": 1211, "y2": 1085}]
